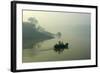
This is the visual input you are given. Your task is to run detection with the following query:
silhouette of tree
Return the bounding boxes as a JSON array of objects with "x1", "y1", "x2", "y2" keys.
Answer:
[
  {"x1": 28, "y1": 17, "x2": 46, "y2": 32},
  {"x1": 57, "y1": 32, "x2": 62, "y2": 38},
  {"x1": 28, "y1": 17, "x2": 38, "y2": 24},
  {"x1": 28, "y1": 17, "x2": 39, "y2": 30}
]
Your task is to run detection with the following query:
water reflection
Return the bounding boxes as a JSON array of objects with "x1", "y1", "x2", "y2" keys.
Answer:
[
  {"x1": 31, "y1": 40, "x2": 69, "y2": 54},
  {"x1": 27, "y1": 40, "x2": 69, "y2": 55},
  {"x1": 23, "y1": 37, "x2": 90, "y2": 63}
]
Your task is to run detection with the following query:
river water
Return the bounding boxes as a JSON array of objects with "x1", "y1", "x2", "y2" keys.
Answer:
[{"x1": 22, "y1": 28, "x2": 91, "y2": 63}]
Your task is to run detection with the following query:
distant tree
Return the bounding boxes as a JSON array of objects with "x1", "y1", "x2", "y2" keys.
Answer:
[
  {"x1": 28, "y1": 17, "x2": 38, "y2": 29},
  {"x1": 57, "y1": 32, "x2": 62, "y2": 38},
  {"x1": 28, "y1": 17, "x2": 38, "y2": 24}
]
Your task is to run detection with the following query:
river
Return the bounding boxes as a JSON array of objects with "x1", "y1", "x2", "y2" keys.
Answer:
[{"x1": 22, "y1": 29, "x2": 91, "y2": 63}]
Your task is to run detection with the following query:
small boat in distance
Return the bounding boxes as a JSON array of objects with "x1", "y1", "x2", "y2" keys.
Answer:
[
  {"x1": 54, "y1": 41, "x2": 69, "y2": 49},
  {"x1": 54, "y1": 41, "x2": 69, "y2": 54}
]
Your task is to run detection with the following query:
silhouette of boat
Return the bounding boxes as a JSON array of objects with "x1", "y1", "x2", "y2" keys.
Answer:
[
  {"x1": 53, "y1": 41, "x2": 69, "y2": 54},
  {"x1": 54, "y1": 41, "x2": 68, "y2": 49}
]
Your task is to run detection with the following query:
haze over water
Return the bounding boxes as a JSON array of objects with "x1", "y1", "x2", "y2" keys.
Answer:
[{"x1": 22, "y1": 10, "x2": 91, "y2": 63}]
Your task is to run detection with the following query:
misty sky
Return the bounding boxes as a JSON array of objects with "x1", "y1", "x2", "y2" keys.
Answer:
[
  {"x1": 22, "y1": 10, "x2": 91, "y2": 62},
  {"x1": 23, "y1": 10, "x2": 90, "y2": 34}
]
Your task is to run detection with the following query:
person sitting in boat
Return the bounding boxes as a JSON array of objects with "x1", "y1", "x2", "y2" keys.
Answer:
[
  {"x1": 58, "y1": 41, "x2": 64, "y2": 48},
  {"x1": 58, "y1": 41, "x2": 64, "y2": 45}
]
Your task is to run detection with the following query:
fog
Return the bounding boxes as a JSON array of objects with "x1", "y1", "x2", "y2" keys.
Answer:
[{"x1": 22, "y1": 10, "x2": 91, "y2": 63}]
